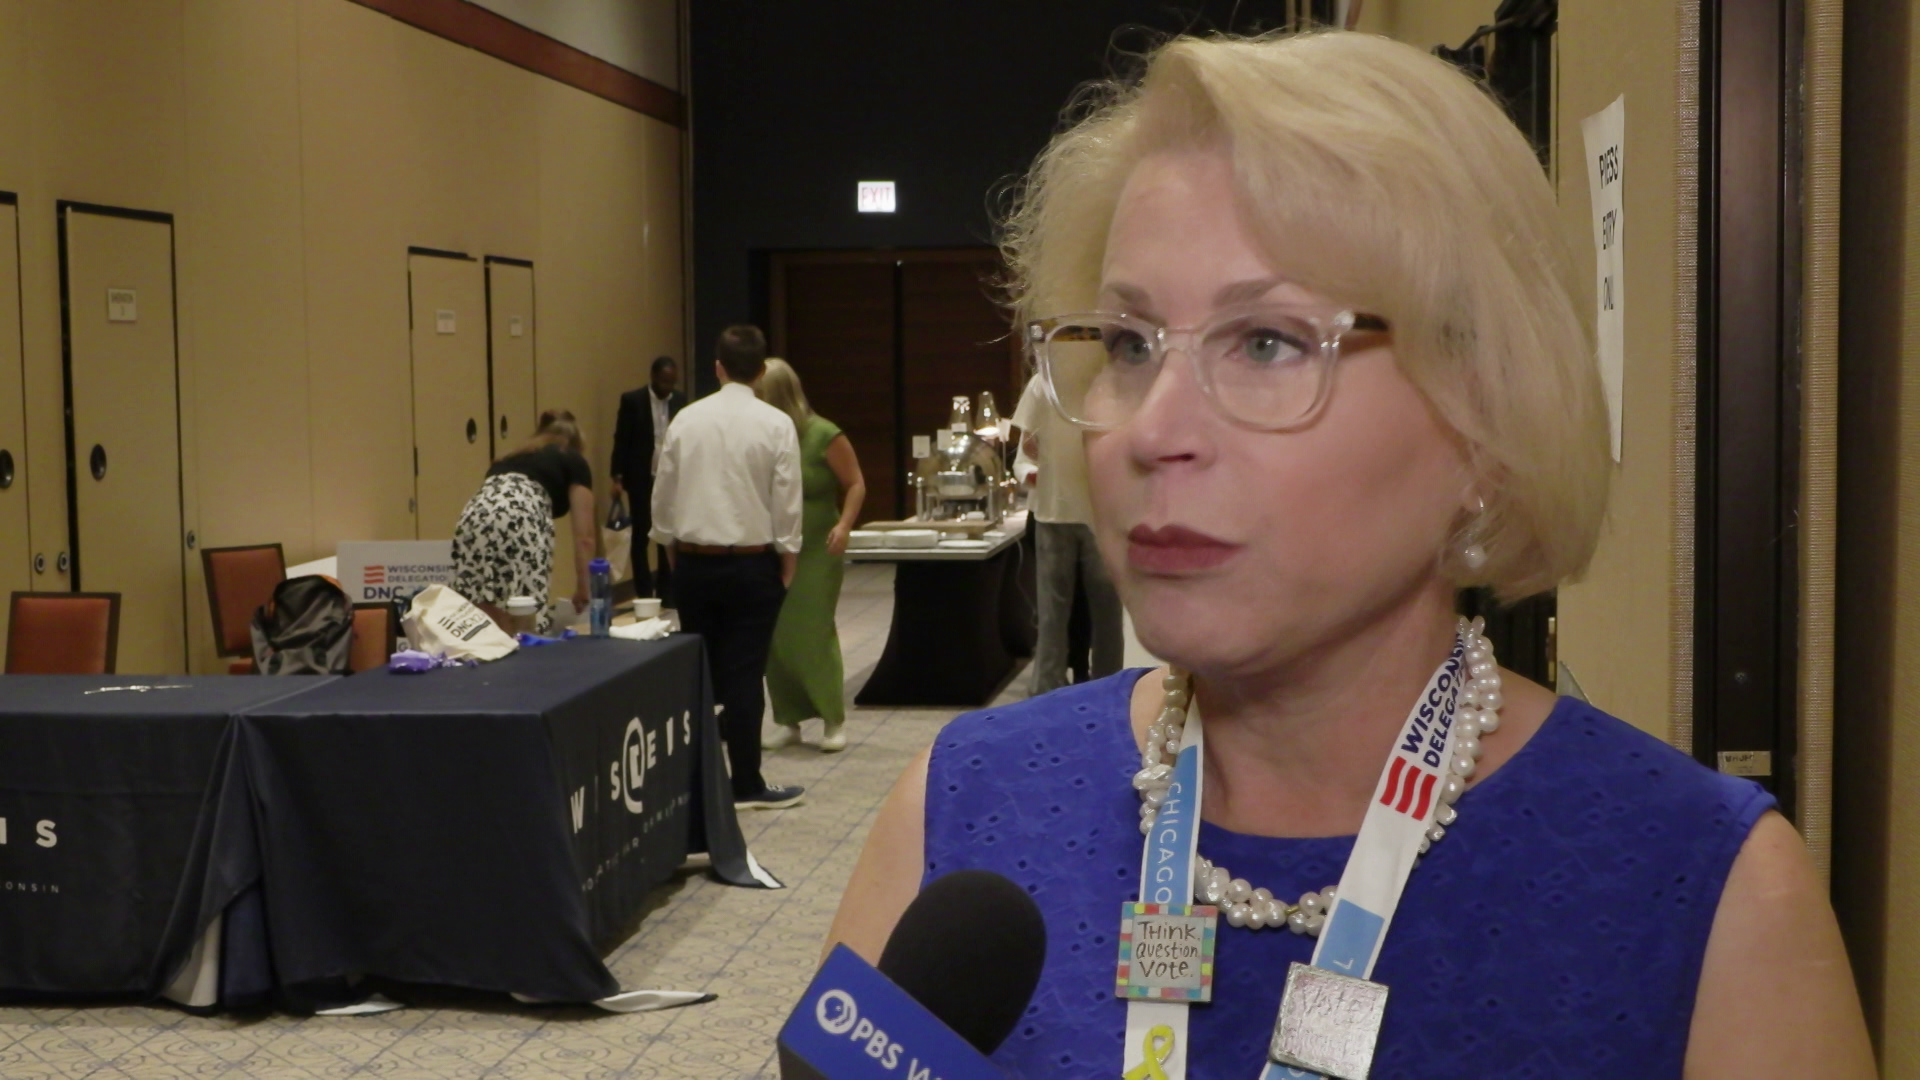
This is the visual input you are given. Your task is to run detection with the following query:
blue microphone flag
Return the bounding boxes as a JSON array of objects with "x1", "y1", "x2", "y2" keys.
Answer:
[{"x1": 778, "y1": 945, "x2": 1006, "y2": 1080}]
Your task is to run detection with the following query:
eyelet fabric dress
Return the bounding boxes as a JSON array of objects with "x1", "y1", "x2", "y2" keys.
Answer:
[{"x1": 921, "y1": 671, "x2": 1775, "y2": 1079}]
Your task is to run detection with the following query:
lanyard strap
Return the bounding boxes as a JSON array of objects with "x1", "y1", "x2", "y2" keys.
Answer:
[
  {"x1": 1123, "y1": 703, "x2": 1205, "y2": 1079},
  {"x1": 1262, "y1": 640, "x2": 1464, "y2": 1080},
  {"x1": 1122, "y1": 640, "x2": 1466, "y2": 1080}
]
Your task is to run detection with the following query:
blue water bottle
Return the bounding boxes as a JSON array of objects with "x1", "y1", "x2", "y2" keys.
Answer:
[{"x1": 588, "y1": 558, "x2": 612, "y2": 637}]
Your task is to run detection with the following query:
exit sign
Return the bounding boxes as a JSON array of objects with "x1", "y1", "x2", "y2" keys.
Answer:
[{"x1": 857, "y1": 181, "x2": 896, "y2": 214}]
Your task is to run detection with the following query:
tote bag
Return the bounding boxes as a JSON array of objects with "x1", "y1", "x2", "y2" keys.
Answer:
[{"x1": 401, "y1": 584, "x2": 519, "y2": 662}]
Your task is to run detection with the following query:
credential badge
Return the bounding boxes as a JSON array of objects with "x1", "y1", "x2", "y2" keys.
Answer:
[{"x1": 1269, "y1": 962, "x2": 1389, "y2": 1080}]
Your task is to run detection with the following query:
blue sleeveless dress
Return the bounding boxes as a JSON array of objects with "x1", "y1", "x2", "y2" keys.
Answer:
[{"x1": 922, "y1": 671, "x2": 1774, "y2": 1079}]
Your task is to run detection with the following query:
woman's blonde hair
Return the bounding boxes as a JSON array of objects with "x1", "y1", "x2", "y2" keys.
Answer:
[
  {"x1": 756, "y1": 358, "x2": 815, "y2": 438},
  {"x1": 507, "y1": 408, "x2": 585, "y2": 460},
  {"x1": 1001, "y1": 31, "x2": 1610, "y2": 601}
]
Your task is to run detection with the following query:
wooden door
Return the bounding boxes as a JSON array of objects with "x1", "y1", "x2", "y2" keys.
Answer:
[
  {"x1": 772, "y1": 249, "x2": 1020, "y2": 523},
  {"x1": 773, "y1": 257, "x2": 900, "y2": 521},
  {"x1": 62, "y1": 204, "x2": 185, "y2": 674},
  {"x1": 408, "y1": 250, "x2": 490, "y2": 540},
  {"x1": 0, "y1": 197, "x2": 27, "y2": 645},
  {"x1": 486, "y1": 257, "x2": 536, "y2": 457}
]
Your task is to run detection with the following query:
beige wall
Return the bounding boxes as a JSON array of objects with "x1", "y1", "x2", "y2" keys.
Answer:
[
  {"x1": 1882, "y1": 214, "x2": 1920, "y2": 1069},
  {"x1": 1550, "y1": 1, "x2": 1689, "y2": 742},
  {"x1": 1363, "y1": 1, "x2": 1686, "y2": 740},
  {"x1": 0, "y1": 0, "x2": 683, "y2": 673},
  {"x1": 468, "y1": 0, "x2": 680, "y2": 89}
]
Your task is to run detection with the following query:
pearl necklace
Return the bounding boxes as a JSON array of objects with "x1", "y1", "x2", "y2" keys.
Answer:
[{"x1": 1134, "y1": 616, "x2": 1503, "y2": 935}]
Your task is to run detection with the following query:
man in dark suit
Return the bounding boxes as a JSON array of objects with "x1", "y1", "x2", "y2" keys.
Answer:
[{"x1": 611, "y1": 355, "x2": 685, "y2": 601}]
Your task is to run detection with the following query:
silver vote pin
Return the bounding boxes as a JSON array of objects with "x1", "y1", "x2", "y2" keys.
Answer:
[{"x1": 1269, "y1": 962, "x2": 1389, "y2": 1080}]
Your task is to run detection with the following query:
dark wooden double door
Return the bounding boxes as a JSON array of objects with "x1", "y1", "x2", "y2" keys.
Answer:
[{"x1": 770, "y1": 249, "x2": 1023, "y2": 523}]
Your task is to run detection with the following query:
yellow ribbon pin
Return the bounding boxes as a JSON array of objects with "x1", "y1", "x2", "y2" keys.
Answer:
[{"x1": 1123, "y1": 1025, "x2": 1176, "y2": 1080}]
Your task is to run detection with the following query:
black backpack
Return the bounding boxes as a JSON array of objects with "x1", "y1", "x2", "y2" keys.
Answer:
[{"x1": 249, "y1": 575, "x2": 352, "y2": 675}]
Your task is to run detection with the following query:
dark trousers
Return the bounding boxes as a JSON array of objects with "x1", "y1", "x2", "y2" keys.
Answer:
[
  {"x1": 674, "y1": 550, "x2": 785, "y2": 798},
  {"x1": 636, "y1": 539, "x2": 674, "y2": 605},
  {"x1": 1067, "y1": 568, "x2": 1092, "y2": 684},
  {"x1": 632, "y1": 479, "x2": 673, "y2": 605},
  {"x1": 1032, "y1": 521, "x2": 1123, "y2": 694}
]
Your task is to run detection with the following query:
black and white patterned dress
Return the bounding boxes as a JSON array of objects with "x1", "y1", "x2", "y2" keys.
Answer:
[
  {"x1": 451, "y1": 444, "x2": 593, "y2": 632},
  {"x1": 451, "y1": 473, "x2": 556, "y2": 629}
]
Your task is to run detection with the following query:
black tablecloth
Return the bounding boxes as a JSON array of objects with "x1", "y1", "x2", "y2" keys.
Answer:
[
  {"x1": 855, "y1": 543, "x2": 1036, "y2": 706},
  {"x1": 189, "y1": 635, "x2": 766, "y2": 1006},
  {"x1": 0, "y1": 676, "x2": 335, "y2": 997}
]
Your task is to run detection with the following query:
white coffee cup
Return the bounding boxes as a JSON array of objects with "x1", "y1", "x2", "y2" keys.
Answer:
[
  {"x1": 632, "y1": 597, "x2": 663, "y2": 619},
  {"x1": 503, "y1": 596, "x2": 540, "y2": 635}
]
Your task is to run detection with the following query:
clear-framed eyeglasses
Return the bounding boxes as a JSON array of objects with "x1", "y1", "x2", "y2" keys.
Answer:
[{"x1": 1027, "y1": 305, "x2": 1391, "y2": 432}]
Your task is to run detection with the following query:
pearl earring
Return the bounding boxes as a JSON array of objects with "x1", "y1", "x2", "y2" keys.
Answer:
[
  {"x1": 1462, "y1": 540, "x2": 1489, "y2": 571},
  {"x1": 1460, "y1": 497, "x2": 1489, "y2": 572}
]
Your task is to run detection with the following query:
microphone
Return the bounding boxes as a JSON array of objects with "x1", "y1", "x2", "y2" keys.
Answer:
[
  {"x1": 778, "y1": 870, "x2": 1047, "y2": 1078},
  {"x1": 876, "y1": 869, "x2": 1047, "y2": 1055}
]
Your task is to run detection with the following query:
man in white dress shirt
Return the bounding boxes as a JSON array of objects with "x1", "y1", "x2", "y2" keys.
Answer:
[{"x1": 651, "y1": 325, "x2": 806, "y2": 809}]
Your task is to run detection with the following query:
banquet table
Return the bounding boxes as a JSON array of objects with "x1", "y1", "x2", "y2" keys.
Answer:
[
  {"x1": 194, "y1": 634, "x2": 769, "y2": 1008},
  {"x1": 849, "y1": 514, "x2": 1037, "y2": 706},
  {"x1": 0, "y1": 676, "x2": 333, "y2": 998},
  {"x1": 0, "y1": 634, "x2": 773, "y2": 1010}
]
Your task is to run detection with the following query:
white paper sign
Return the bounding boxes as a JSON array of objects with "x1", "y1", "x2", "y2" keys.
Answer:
[
  {"x1": 336, "y1": 540, "x2": 453, "y2": 604},
  {"x1": 106, "y1": 289, "x2": 137, "y2": 323},
  {"x1": 435, "y1": 309, "x2": 456, "y2": 334},
  {"x1": 508, "y1": 315, "x2": 524, "y2": 338},
  {"x1": 1582, "y1": 95, "x2": 1626, "y2": 462},
  {"x1": 911, "y1": 434, "x2": 931, "y2": 459}
]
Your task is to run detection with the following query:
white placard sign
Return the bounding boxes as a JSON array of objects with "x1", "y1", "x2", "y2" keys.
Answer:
[
  {"x1": 106, "y1": 288, "x2": 137, "y2": 323},
  {"x1": 508, "y1": 315, "x2": 524, "y2": 338},
  {"x1": 435, "y1": 309, "x2": 456, "y2": 334},
  {"x1": 856, "y1": 180, "x2": 896, "y2": 214},
  {"x1": 336, "y1": 540, "x2": 454, "y2": 604},
  {"x1": 1582, "y1": 95, "x2": 1626, "y2": 463}
]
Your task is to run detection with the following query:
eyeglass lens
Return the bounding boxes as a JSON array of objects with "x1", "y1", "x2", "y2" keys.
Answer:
[{"x1": 1044, "y1": 310, "x2": 1330, "y2": 428}]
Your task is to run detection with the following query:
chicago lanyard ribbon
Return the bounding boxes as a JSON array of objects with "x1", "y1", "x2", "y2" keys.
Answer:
[{"x1": 1122, "y1": 704, "x2": 1205, "y2": 1078}]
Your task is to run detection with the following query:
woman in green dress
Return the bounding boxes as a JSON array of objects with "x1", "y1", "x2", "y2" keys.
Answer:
[{"x1": 758, "y1": 359, "x2": 867, "y2": 752}]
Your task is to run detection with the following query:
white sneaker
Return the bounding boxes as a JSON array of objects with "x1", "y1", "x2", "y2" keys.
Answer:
[
  {"x1": 819, "y1": 722, "x2": 847, "y2": 753},
  {"x1": 762, "y1": 725, "x2": 801, "y2": 751}
]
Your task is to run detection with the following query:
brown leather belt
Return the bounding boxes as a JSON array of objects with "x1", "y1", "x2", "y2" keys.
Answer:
[{"x1": 675, "y1": 542, "x2": 770, "y2": 556}]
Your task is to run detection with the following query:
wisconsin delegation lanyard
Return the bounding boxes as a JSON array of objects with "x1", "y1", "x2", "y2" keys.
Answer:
[{"x1": 1121, "y1": 642, "x2": 1466, "y2": 1080}]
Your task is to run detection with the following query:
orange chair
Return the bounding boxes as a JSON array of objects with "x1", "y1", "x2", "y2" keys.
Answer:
[
  {"x1": 202, "y1": 543, "x2": 285, "y2": 675},
  {"x1": 6, "y1": 592, "x2": 121, "y2": 674},
  {"x1": 349, "y1": 603, "x2": 395, "y2": 674}
]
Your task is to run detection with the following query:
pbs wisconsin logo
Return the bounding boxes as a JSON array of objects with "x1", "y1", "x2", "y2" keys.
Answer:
[{"x1": 815, "y1": 989, "x2": 858, "y2": 1035}]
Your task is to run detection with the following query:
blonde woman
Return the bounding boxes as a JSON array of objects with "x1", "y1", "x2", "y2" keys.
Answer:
[
  {"x1": 825, "y1": 32, "x2": 1872, "y2": 1078},
  {"x1": 757, "y1": 359, "x2": 867, "y2": 752}
]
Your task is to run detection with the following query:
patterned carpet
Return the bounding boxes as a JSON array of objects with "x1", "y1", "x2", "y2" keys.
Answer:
[{"x1": 0, "y1": 564, "x2": 1059, "y2": 1079}]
